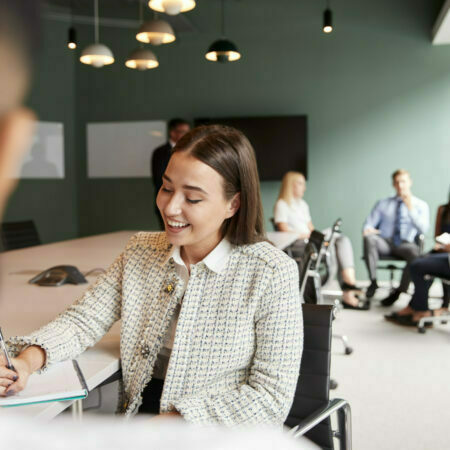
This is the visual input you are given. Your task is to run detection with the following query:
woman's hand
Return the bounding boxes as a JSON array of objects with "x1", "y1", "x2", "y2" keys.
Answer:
[
  {"x1": 0, "y1": 354, "x2": 32, "y2": 397},
  {"x1": 0, "y1": 345, "x2": 45, "y2": 396}
]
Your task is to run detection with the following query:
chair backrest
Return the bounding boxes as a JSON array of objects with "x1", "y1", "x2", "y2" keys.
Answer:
[
  {"x1": 299, "y1": 242, "x2": 318, "y2": 300},
  {"x1": 285, "y1": 304, "x2": 334, "y2": 449},
  {"x1": 308, "y1": 230, "x2": 326, "y2": 267},
  {"x1": 1, "y1": 220, "x2": 41, "y2": 251},
  {"x1": 270, "y1": 217, "x2": 277, "y2": 231}
]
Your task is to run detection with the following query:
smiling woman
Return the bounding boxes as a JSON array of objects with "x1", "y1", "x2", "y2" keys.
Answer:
[{"x1": 3, "y1": 125, "x2": 303, "y2": 426}]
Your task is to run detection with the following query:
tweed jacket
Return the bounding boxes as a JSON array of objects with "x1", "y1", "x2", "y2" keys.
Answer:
[{"x1": 8, "y1": 232, "x2": 303, "y2": 426}]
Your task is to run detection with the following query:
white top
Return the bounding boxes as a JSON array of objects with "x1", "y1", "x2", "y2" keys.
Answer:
[
  {"x1": 274, "y1": 198, "x2": 311, "y2": 235},
  {"x1": 153, "y1": 238, "x2": 234, "y2": 379}
]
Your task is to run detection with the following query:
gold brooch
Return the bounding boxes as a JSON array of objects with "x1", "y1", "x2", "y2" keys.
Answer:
[{"x1": 166, "y1": 283, "x2": 174, "y2": 293}]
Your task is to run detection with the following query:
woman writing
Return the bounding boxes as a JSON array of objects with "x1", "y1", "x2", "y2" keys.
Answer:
[
  {"x1": 274, "y1": 171, "x2": 367, "y2": 310},
  {"x1": 0, "y1": 125, "x2": 303, "y2": 425}
]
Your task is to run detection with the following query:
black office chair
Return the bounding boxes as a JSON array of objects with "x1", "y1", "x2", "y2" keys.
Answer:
[
  {"x1": 0, "y1": 220, "x2": 41, "y2": 251},
  {"x1": 375, "y1": 234, "x2": 425, "y2": 291},
  {"x1": 285, "y1": 304, "x2": 352, "y2": 450},
  {"x1": 299, "y1": 221, "x2": 353, "y2": 357}
]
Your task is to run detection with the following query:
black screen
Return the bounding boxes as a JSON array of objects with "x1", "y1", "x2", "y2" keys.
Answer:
[{"x1": 195, "y1": 116, "x2": 307, "y2": 180}]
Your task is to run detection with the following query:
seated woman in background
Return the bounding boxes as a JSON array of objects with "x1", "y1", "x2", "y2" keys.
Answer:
[
  {"x1": 274, "y1": 171, "x2": 368, "y2": 310},
  {"x1": 0, "y1": 125, "x2": 303, "y2": 425},
  {"x1": 386, "y1": 193, "x2": 450, "y2": 326}
]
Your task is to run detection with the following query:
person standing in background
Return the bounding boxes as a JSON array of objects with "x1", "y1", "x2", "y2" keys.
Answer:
[{"x1": 151, "y1": 119, "x2": 190, "y2": 229}]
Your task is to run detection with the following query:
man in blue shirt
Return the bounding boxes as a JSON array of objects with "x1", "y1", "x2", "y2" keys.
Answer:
[{"x1": 363, "y1": 169, "x2": 429, "y2": 305}]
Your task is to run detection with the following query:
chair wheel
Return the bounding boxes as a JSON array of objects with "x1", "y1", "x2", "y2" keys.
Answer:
[
  {"x1": 345, "y1": 347, "x2": 353, "y2": 355},
  {"x1": 330, "y1": 379, "x2": 338, "y2": 390},
  {"x1": 418, "y1": 327, "x2": 426, "y2": 334}
]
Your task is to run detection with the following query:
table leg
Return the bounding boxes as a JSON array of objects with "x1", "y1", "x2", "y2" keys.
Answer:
[{"x1": 71, "y1": 399, "x2": 83, "y2": 421}]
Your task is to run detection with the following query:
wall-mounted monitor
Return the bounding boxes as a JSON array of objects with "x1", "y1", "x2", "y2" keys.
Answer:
[{"x1": 195, "y1": 116, "x2": 307, "y2": 180}]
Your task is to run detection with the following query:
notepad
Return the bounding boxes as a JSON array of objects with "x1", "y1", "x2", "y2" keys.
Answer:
[
  {"x1": 0, "y1": 360, "x2": 88, "y2": 407},
  {"x1": 436, "y1": 232, "x2": 450, "y2": 246}
]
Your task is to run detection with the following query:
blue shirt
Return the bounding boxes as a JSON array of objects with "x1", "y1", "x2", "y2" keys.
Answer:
[{"x1": 363, "y1": 195, "x2": 430, "y2": 242}]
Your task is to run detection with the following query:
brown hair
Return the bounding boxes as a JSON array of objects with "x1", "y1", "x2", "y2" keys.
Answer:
[
  {"x1": 392, "y1": 169, "x2": 410, "y2": 181},
  {"x1": 278, "y1": 171, "x2": 305, "y2": 205},
  {"x1": 172, "y1": 125, "x2": 266, "y2": 246}
]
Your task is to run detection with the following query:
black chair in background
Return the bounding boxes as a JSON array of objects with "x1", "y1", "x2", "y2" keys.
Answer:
[
  {"x1": 1, "y1": 220, "x2": 41, "y2": 251},
  {"x1": 300, "y1": 221, "x2": 353, "y2": 356},
  {"x1": 286, "y1": 303, "x2": 352, "y2": 450}
]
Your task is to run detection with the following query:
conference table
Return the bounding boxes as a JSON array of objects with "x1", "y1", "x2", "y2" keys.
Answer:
[{"x1": 0, "y1": 230, "x2": 297, "y2": 420}]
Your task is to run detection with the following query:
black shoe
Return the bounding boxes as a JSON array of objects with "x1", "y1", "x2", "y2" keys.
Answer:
[
  {"x1": 385, "y1": 314, "x2": 433, "y2": 328},
  {"x1": 365, "y1": 281, "x2": 378, "y2": 299},
  {"x1": 380, "y1": 290, "x2": 401, "y2": 307},
  {"x1": 343, "y1": 300, "x2": 370, "y2": 311}
]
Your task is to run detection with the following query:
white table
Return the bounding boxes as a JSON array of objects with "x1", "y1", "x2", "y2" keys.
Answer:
[
  {"x1": 0, "y1": 231, "x2": 136, "y2": 419},
  {"x1": 266, "y1": 231, "x2": 299, "y2": 250}
]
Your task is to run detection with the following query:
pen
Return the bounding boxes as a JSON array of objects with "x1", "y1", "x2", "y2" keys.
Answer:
[{"x1": 0, "y1": 327, "x2": 16, "y2": 372}]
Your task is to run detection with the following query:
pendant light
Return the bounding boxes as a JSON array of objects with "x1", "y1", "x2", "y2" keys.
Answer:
[
  {"x1": 205, "y1": 0, "x2": 241, "y2": 63},
  {"x1": 67, "y1": 1, "x2": 77, "y2": 50},
  {"x1": 148, "y1": 0, "x2": 196, "y2": 16},
  {"x1": 136, "y1": 18, "x2": 175, "y2": 45},
  {"x1": 80, "y1": 0, "x2": 114, "y2": 67},
  {"x1": 323, "y1": 0, "x2": 333, "y2": 34},
  {"x1": 67, "y1": 27, "x2": 77, "y2": 50},
  {"x1": 126, "y1": 1, "x2": 159, "y2": 70}
]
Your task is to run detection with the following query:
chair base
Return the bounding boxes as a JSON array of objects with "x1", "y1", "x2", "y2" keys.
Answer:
[{"x1": 417, "y1": 310, "x2": 450, "y2": 334}]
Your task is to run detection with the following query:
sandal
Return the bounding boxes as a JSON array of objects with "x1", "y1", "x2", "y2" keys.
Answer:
[{"x1": 343, "y1": 299, "x2": 370, "y2": 311}]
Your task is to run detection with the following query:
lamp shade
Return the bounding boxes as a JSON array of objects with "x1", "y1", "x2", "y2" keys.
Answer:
[
  {"x1": 148, "y1": 0, "x2": 196, "y2": 15},
  {"x1": 80, "y1": 43, "x2": 114, "y2": 67},
  {"x1": 125, "y1": 48, "x2": 159, "y2": 70},
  {"x1": 136, "y1": 19, "x2": 176, "y2": 45},
  {"x1": 205, "y1": 39, "x2": 241, "y2": 63}
]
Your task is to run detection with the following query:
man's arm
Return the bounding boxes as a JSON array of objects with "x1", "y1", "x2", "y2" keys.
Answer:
[
  {"x1": 406, "y1": 198, "x2": 430, "y2": 235},
  {"x1": 363, "y1": 200, "x2": 382, "y2": 235}
]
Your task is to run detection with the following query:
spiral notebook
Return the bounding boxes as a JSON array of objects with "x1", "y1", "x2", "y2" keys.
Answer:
[{"x1": 0, "y1": 360, "x2": 88, "y2": 407}]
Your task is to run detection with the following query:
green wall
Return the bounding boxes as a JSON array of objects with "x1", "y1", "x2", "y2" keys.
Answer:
[
  {"x1": 4, "y1": 18, "x2": 78, "y2": 244},
  {"x1": 6, "y1": 0, "x2": 450, "y2": 278},
  {"x1": 75, "y1": 0, "x2": 450, "y2": 277}
]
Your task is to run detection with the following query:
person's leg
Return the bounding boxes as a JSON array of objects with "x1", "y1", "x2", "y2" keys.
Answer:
[
  {"x1": 385, "y1": 254, "x2": 450, "y2": 323},
  {"x1": 409, "y1": 253, "x2": 450, "y2": 308},
  {"x1": 391, "y1": 242, "x2": 420, "y2": 293},
  {"x1": 380, "y1": 242, "x2": 420, "y2": 306},
  {"x1": 442, "y1": 280, "x2": 450, "y2": 309},
  {"x1": 335, "y1": 235, "x2": 368, "y2": 308},
  {"x1": 363, "y1": 234, "x2": 391, "y2": 297}
]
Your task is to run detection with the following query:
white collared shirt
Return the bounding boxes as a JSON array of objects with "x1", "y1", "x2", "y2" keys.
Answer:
[{"x1": 152, "y1": 238, "x2": 234, "y2": 380}]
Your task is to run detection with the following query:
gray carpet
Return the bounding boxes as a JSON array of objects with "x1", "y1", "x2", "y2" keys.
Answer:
[{"x1": 330, "y1": 282, "x2": 450, "y2": 450}]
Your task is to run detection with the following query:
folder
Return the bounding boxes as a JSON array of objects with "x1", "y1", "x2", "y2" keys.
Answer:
[{"x1": 0, "y1": 360, "x2": 88, "y2": 407}]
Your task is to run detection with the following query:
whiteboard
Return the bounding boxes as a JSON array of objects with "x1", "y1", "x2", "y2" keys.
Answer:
[
  {"x1": 87, "y1": 121, "x2": 167, "y2": 178},
  {"x1": 18, "y1": 121, "x2": 65, "y2": 179}
]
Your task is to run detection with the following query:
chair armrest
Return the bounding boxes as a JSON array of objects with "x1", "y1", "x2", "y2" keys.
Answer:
[
  {"x1": 289, "y1": 398, "x2": 352, "y2": 449},
  {"x1": 417, "y1": 234, "x2": 425, "y2": 254}
]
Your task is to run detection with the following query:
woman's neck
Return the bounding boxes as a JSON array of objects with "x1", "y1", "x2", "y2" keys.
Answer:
[{"x1": 180, "y1": 234, "x2": 222, "y2": 271}]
